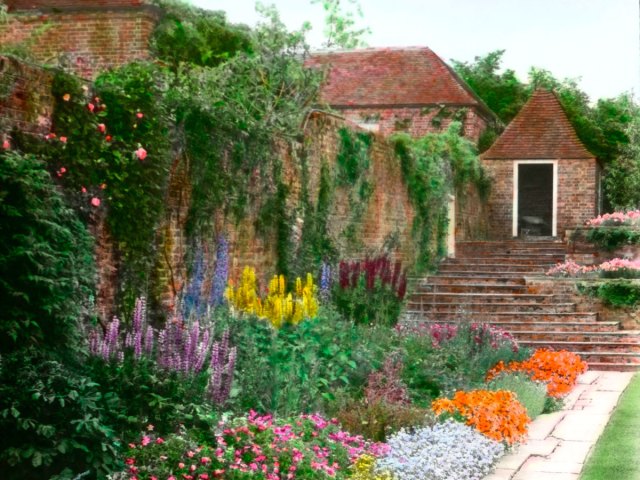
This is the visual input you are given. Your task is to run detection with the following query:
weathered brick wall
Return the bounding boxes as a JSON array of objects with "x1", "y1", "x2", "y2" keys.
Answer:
[
  {"x1": 0, "y1": 1, "x2": 158, "y2": 78},
  {"x1": 482, "y1": 158, "x2": 598, "y2": 239},
  {"x1": 338, "y1": 106, "x2": 488, "y2": 142},
  {"x1": 456, "y1": 183, "x2": 490, "y2": 241},
  {"x1": 0, "y1": 55, "x2": 54, "y2": 135}
]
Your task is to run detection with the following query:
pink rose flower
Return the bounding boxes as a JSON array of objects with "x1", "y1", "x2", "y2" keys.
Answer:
[
  {"x1": 91, "y1": 197, "x2": 101, "y2": 207},
  {"x1": 81, "y1": 186, "x2": 87, "y2": 193},
  {"x1": 60, "y1": 136, "x2": 67, "y2": 143},
  {"x1": 2, "y1": 139, "x2": 9, "y2": 149},
  {"x1": 141, "y1": 436, "x2": 151, "y2": 446},
  {"x1": 135, "y1": 147, "x2": 147, "y2": 160},
  {"x1": 98, "y1": 123, "x2": 106, "y2": 134},
  {"x1": 87, "y1": 103, "x2": 95, "y2": 113},
  {"x1": 136, "y1": 112, "x2": 144, "y2": 118}
]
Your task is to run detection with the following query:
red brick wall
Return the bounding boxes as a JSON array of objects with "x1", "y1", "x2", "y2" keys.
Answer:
[
  {"x1": 0, "y1": 55, "x2": 54, "y2": 135},
  {"x1": 337, "y1": 106, "x2": 488, "y2": 142},
  {"x1": 6, "y1": 1, "x2": 146, "y2": 8},
  {"x1": 482, "y1": 158, "x2": 597, "y2": 239},
  {"x1": 0, "y1": 2, "x2": 158, "y2": 78}
]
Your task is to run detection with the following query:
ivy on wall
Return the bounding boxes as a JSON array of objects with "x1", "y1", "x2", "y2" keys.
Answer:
[{"x1": 393, "y1": 121, "x2": 487, "y2": 271}]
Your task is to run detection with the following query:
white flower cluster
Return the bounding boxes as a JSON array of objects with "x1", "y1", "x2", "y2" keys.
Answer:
[{"x1": 376, "y1": 420, "x2": 504, "y2": 480}]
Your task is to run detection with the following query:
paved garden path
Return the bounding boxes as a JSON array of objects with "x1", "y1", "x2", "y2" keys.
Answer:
[{"x1": 484, "y1": 370, "x2": 634, "y2": 480}]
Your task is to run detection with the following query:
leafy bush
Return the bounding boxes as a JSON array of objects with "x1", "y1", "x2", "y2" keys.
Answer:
[
  {"x1": 117, "y1": 412, "x2": 388, "y2": 479},
  {"x1": 432, "y1": 390, "x2": 530, "y2": 445},
  {"x1": 0, "y1": 351, "x2": 119, "y2": 479},
  {"x1": 376, "y1": 420, "x2": 505, "y2": 480},
  {"x1": 487, "y1": 372, "x2": 547, "y2": 420},
  {"x1": 221, "y1": 308, "x2": 364, "y2": 416},
  {"x1": 0, "y1": 150, "x2": 94, "y2": 354},
  {"x1": 397, "y1": 323, "x2": 529, "y2": 402},
  {"x1": 333, "y1": 255, "x2": 407, "y2": 326},
  {"x1": 586, "y1": 226, "x2": 640, "y2": 251},
  {"x1": 487, "y1": 349, "x2": 588, "y2": 398},
  {"x1": 579, "y1": 280, "x2": 640, "y2": 307}
]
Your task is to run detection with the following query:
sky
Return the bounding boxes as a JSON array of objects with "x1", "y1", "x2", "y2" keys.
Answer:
[{"x1": 190, "y1": 0, "x2": 640, "y2": 102}]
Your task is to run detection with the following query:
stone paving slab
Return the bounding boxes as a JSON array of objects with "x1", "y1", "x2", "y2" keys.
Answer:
[{"x1": 483, "y1": 370, "x2": 633, "y2": 480}]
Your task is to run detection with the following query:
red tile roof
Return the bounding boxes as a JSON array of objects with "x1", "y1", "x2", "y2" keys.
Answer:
[
  {"x1": 306, "y1": 47, "x2": 493, "y2": 117},
  {"x1": 482, "y1": 89, "x2": 594, "y2": 159}
]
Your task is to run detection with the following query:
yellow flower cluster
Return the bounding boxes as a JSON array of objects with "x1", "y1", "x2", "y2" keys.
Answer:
[
  {"x1": 350, "y1": 455, "x2": 394, "y2": 480},
  {"x1": 225, "y1": 267, "x2": 319, "y2": 328}
]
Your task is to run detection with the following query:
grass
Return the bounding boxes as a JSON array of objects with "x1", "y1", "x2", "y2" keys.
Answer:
[{"x1": 580, "y1": 373, "x2": 640, "y2": 480}]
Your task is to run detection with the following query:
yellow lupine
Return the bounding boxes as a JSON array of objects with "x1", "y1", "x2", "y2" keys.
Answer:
[{"x1": 225, "y1": 267, "x2": 320, "y2": 328}]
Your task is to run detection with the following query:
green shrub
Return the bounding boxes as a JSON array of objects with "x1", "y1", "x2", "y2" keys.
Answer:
[
  {"x1": 487, "y1": 372, "x2": 547, "y2": 419},
  {"x1": 579, "y1": 280, "x2": 640, "y2": 307},
  {"x1": 586, "y1": 226, "x2": 640, "y2": 251},
  {"x1": 0, "y1": 150, "x2": 94, "y2": 355},
  {"x1": 220, "y1": 307, "x2": 365, "y2": 416},
  {"x1": 0, "y1": 351, "x2": 120, "y2": 480}
]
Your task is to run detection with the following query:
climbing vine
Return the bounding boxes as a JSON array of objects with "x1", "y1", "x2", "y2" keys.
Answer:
[{"x1": 393, "y1": 122, "x2": 486, "y2": 271}]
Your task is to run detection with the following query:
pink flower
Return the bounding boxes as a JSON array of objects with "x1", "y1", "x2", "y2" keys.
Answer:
[
  {"x1": 187, "y1": 451, "x2": 195, "y2": 458},
  {"x1": 45, "y1": 133, "x2": 56, "y2": 140},
  {"x1": 200, "y1": 457, "x2": 211, "y2": 464},
  {"x1": 147, "y1": 424, "x2": 155, "y2": 431},
  {"x1": 87, "y1": 103, "x2": 95, "y2": 113},
  {"x1": 59, "y1": 167, "x2": 67, "y2": 174},
  {"x1": 98, "y1": 123, "x2": 106, "y2": 134},
  {"x1": 62, "y1": 93, "x2": 71, "y2": 102},
  {"x1": 105, "y1": 135, "x2": 112, "y2": 142},
  {"x1": 178, "y1": 462, "x2": 185, "y2": 469},
  {"x1": 2, "y1": 139, "x2": 9, "y2": 149},
  {"x1": 155, "y1": 437, "x2": 164, "y2": 444},
  {"x1": 81, "y1": 186, "x2": 87, "y2": 193},
  {"x1": 141, "y1": 436, "x2": 151, "y2": 446},
  {"x1": 135, "y1": 147, "x2": 147, "y2": 160},
  {"x1": 136, "y1": 112, "x2": 144, "y2": 118},
  {"x1": 59, "y1": 136, "x2": 67, "y2": 143},
  {"x1": 100, "y1": 183, "x2": 107, "y2": 190},
  {"x1": 91, "y1": 197, "x2": 101, "y2": 207}
]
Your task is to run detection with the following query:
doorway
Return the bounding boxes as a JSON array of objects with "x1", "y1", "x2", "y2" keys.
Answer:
[{"x1": 513, "y1": 162, "x2": 557, "y2": 237}]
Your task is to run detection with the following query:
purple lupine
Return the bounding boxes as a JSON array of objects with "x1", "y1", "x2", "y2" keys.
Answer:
[
  {"x1": 209, "y1": 234, "x2": 229, "y2": 307},
  {"x1": 132, "y1": 297, "x2": 146, "y2": 358},
  {"x1": 207, "y1": 330, "x2": 236, "y2": 405},
  {"x1": 143, "y1": 326, "x2": 154, "y2": 355},
  {"x1": 320, "y1": 261, "x2": 332, "y2": 300}
]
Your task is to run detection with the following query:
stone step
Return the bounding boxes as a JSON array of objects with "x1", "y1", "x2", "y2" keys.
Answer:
[
  {"x1": 438, "y1": 264, "x2": 548, "y2": 273},
  {"x1": 409, "y1": 311, "x2": 599, "y2": 322},
  {"x1": 409, "y1": 292, "x2": 556, "y2": 303},
  {"x1": 405, "y1": 302, "x2": 577, "y2": 314},
  {"x1": 519, "y1": 340, "x2": 640, "y2": 353},
  {"x1": 405, "y1": 320, "x2": 618, "y2": 333},
  {"x1": 513, "y1": 331, "x2": 640, "y2": 343},
  {"x1": 585, "y1": 362, "x2": 640, "y2": 372},
  {"x1": 446, "y1": 256, "x2": 565, "y2": 265},
  {"x1": 424, "y1": 275, "x2": 526, "y2": 285},
  {"x1": 578, "y1": 351, "x2": 640, "y2": 365},
  {"x1": 416, "y1": 283, "x2": 529, "y2": 294},
  {"x1": 424, "y1": 271, "x2": 533, "y2": 279}
]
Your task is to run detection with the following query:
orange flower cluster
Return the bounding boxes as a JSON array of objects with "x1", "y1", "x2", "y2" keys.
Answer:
[
  {"x1": 432, "y1": 389, "x2": 529, "y2": 445},
  {"x1": 487, "y1": 349, "x2": 588, "y2": 398}
]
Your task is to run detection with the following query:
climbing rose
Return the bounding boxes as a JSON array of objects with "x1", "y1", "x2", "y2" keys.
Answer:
[
  {"x1": 62, "y1": 93, "x2": 71, "y2": 101},
  {"x1": 2, "y1": 139, "x2": 9, "y2": 149},
  {"x1": 60, "y1": 136, "x2": 67, "y2": 143},
  {"x1": 136, "y1": 112, "x2": 144, "y2": 119},
  {"x1": 81, "y1": 186, "x2": 87, "y2": 193},
  {"x1": 98, "y1": 123, "x2": 106, "y2": 133},
  {"x1": 135, "y1": 147, "x2": 147, "y2": 160},
  {"x1": 87, "y1": 103, "x2": 95, "y2": 113},
  {"x1": 105, "y1": 135, "x2": 112, "y2": 142},
  {"x1": 60, "y1": 167, "x2": 67, "y2": 174},
  {"x1": 91, "y1": 197, "x2": 101, "y2": 207}
]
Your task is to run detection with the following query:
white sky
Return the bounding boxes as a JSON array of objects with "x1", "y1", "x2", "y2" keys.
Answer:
[{"x1": 191, "y1": 0, "x2": 640, "y2": 101}]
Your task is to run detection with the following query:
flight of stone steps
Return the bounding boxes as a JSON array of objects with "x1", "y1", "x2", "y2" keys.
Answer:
[{"x1": 404, "y1": 240, "x2": 640, "y2": 372}]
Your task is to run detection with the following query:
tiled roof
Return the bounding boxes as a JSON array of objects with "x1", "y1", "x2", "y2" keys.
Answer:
[
  {"x1": 482, "y1": 89, "x2": 594, "y2": 159},
  {"x1": 306, "y1": 47, "x2": 493, "y2": 116}
]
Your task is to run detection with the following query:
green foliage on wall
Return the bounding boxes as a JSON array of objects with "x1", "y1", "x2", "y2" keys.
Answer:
[
  {"x1": 578, "y1": 280, "x2": 640, "y2": 307},
  {"x1": 393, "y1": 122, "x2": 485, "y2": 271},
  {"x1": 0, "y1": 150, "x2": 94, "y2": 355}
]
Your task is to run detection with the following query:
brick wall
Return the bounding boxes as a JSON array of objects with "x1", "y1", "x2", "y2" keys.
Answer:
[
  {"x1": 0, "y1": 1, "x2": 158, "y2": 78},
  {"x1": 0, "y1": 55, "x2": 54, "y2": 135},
  {"x1": 337, "y1": 106, "x2": 488, "y2": 142},
  {"x1": 483, "y1": 158, "x2": 597, "y2": 239}
]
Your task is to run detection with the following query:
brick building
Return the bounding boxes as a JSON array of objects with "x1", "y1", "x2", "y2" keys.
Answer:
[
  {"x1": 306, "y1": 47, "x2": 497, "y2": 142},
  {"x1": 481, "y1": 89, "x2": 599, "y2": 239},
  {"x1": 0, "y1": 0, "x2": 159, "y2": 78}
]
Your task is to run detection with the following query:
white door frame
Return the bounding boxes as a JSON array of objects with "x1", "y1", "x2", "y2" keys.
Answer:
[{"x1": 512, "y1": 160, "x2": 558, "y2": 237}]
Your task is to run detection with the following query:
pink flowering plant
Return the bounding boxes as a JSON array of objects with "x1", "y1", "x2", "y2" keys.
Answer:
[
  {"x1": 117, "y1": 412, "x2": 388, "y2": 480},
  {"x1": 546, "y1": 260, "x2": 596, "y2": 277},
  {"x1": 546, "y1": 258, "x2": 640, "y2": 279},
  {"x1": 585, "y1": 210, "x2": 640, "y2": 251}
]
